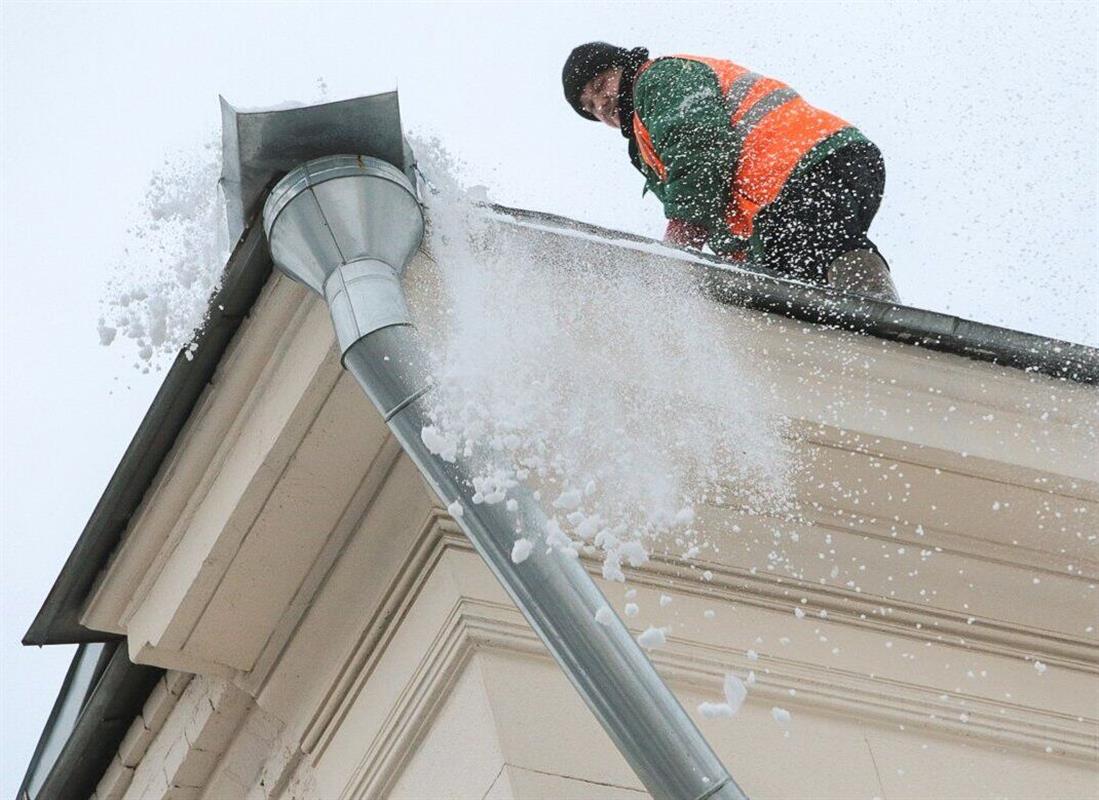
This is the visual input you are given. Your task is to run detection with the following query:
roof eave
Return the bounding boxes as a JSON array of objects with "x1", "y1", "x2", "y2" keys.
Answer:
[
  {"x1": 22, "y1": 219, "x2": 272, "y2": 646},
  {"x1": 25, "y1": 202, "x2": 1099, "y2": 648},
  {"x1": 490, "y1": 204, "x2": 1099, "y2": 385}
]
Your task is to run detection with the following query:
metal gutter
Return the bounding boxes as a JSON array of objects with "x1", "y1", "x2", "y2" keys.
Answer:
[
  {"x1": 490, "y1": 204, "x2": 1099, "y2": 385},
  {"x1": 17, "y1": 643, "x2": 162, "y2": 800}
]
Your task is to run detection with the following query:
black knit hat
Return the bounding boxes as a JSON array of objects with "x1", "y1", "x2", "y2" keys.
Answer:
[{"x1": 562, "y1": 42, "x2": 649, "y2": 120}]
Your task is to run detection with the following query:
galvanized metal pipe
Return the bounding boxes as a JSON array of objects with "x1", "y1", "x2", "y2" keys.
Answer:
[{"x1": 264, "y1": 155, "x2": 747, "y2": 800}]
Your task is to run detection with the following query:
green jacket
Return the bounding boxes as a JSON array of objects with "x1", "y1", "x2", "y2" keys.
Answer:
[{"x1": 630, "y1": 57, "x2": 867, "y2": 258}]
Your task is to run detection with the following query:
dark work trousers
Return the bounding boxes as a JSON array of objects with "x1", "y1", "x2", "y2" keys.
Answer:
[{"x1": 753, "y1": 140, "x2": 887, "y2": 284}]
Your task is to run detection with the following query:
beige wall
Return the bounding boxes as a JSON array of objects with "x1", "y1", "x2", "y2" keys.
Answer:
[{"x1": 88, "y1": 220, "x2": 1098, "y2": 799}]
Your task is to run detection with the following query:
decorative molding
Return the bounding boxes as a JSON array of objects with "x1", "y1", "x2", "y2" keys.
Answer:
[
  {"x1": 793, "y1": 420, "x2": 1099, "y2": 498},
  {"x1": 82, "y1": 279, "x2": 322, "y2": 637},
  {"x1": 333, "y1": 596, "x2": 1097, "y2": 800},
  {"x1": 630, "y1": 551, "x2": 1099, "y2": 674},
  {"x1": 342, "y1": 602, "x2": 489, "y2": 800},
  {"x1": 239, "y1": 433, "x2": 406, "y2": 698},
  {"x1": 117, "y1": 303, "x2": 352, "y2": 667},
  {"x1": 807, "y1": 504, "x2": 1099, "y2": 582},
  {"x1": 261, "y1": 514, "x2": 1098, "y2": 799},
  {"x1": 301, "y1": 510, "x2": 459, "y2": 756},
  {"x1": 95, "y1": 295, "x2": 339, "y2": 640}
]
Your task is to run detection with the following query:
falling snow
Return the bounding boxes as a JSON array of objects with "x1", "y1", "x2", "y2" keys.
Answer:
[{"x1": 98, "y1": 136, "x2": 229, "y2": 370}]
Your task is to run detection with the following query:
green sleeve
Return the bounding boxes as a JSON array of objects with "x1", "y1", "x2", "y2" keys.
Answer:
[{"x1": 633, "y1": 58, "x2": 735, "y2": 228}]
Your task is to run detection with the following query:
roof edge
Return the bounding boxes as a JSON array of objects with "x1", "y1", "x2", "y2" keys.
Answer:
[
  {"x1": 489, "y1": 204, "x2": 1099, "y2": 385},
  {"x1": 23, "y1": 218, "x2": 273, "y2": 646},
  {"x1": 25, "y1": 201, "x2": 1098, "y2": 649},
  {"x1": 19, "y1": 643, "x2": 162, "y2": 800}
]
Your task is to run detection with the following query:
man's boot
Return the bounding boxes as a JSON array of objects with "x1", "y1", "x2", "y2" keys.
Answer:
[{"x1": 826, "y1": 249, "x2": 900, "y2": 303}]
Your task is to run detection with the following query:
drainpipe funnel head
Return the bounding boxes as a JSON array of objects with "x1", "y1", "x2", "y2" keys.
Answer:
[{"x1": 263, "y1": 155, "x2": 424, "y2": 354}]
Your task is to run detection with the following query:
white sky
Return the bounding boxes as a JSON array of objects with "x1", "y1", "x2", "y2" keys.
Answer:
[{"x1": 1, "y1": 2, "x2": 1096, "y2": 793}]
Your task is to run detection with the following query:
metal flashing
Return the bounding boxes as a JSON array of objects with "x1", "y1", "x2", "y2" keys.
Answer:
[
  {"x1": 17, "y1": 643, "x2": 162, "y2": 800},
  {"x1": 220, "y1": 92, "x2": 411, "y2": 242}
]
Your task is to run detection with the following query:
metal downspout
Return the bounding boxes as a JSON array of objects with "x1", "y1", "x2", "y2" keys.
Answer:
[{"x1": 264, "y1": 155, "x2": 747, "y2": 800}]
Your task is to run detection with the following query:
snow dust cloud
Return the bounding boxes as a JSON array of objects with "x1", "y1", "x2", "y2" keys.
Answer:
[{"x1": 411, "y1": 138, "x2": 796, "y2": 588}]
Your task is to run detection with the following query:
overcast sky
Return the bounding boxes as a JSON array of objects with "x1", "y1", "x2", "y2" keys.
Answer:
[{"x1": 1, "y1": 2, "x2": 1096, "y2": 793}]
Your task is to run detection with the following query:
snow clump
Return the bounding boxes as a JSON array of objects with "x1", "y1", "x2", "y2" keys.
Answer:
[
  {"x1": 724, "y1": 672, "x2": 748, "y2": 712},
  {"x1": 98, "y1": 135, "x2": 229, "y2": 371},
  {"x1": 421, "y1": 426, "x2": 458, "y2": 463},
  {"x1": 698, "y1": 673, "x2": 749, "y2": 719},
  {"x1": 637, "y1": 626, "x2": 668, "y2": 650},
  {"x1": 698, "y1": 702, "x2": 735, "y2": 719},
  {"x1": 511, "y1": 538, "x2": 533, "y2": 564},
  {"x1": 595, "y1": 605, "x2": 616, "y2": 626}
]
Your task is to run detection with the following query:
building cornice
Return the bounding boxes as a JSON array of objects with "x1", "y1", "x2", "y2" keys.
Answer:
[
  {"x1": 26, "y1": 204, "x2": 1099, "y2": 649},
  {"x1": 295, "y1": 519, "x2": 1098, "y2": 794},
  {"x1": 338, "y1": 587, "x2": 1098, "y2": 800},
  {"x1": 23, "y1": 220, "x2": 273, "y2": 647}
]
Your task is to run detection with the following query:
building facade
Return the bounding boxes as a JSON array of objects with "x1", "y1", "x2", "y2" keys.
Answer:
[{"x1": 21, "y1": 183, "x2": 1099, "y2": 799}]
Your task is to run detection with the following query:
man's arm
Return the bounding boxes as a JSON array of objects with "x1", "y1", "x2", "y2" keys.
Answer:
[
  {"x1": 664, "y1": 218, "x2": 708, "y2": 249},
  {"x1": 634, "y1": 59, "x2": 736, "y2": 232}
]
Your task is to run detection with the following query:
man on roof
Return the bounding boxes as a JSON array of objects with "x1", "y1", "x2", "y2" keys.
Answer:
[{"x1": 562, "y1": 42, "x2": 900, "y2": 302}]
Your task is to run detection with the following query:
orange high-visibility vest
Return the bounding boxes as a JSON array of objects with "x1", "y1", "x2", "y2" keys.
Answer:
[{"x1": 632, "y1": 55, "x2": 852, "y2": 248}]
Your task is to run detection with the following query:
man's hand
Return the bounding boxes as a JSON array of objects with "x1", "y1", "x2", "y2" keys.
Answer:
[{"x1": 664, "y1": 219, "x2": 708, "y2": 250}]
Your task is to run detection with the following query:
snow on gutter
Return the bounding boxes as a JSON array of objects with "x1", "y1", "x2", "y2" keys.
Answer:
[{"x1": 490, "y1": 204, "x2": 1099, "y2": 386}]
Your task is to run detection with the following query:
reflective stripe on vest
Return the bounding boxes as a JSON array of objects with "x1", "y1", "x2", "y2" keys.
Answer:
[
  {"x1": 632, "y1": 55, "x2": 850, "y2": 246},
  {"x1": 724, "y1": 71, "x2": 760, "y2": 118}
]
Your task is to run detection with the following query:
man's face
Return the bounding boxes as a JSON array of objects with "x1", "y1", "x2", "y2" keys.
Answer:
[{"x1": 579, "y1": 66, "x2": 623, "y2": 129}]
